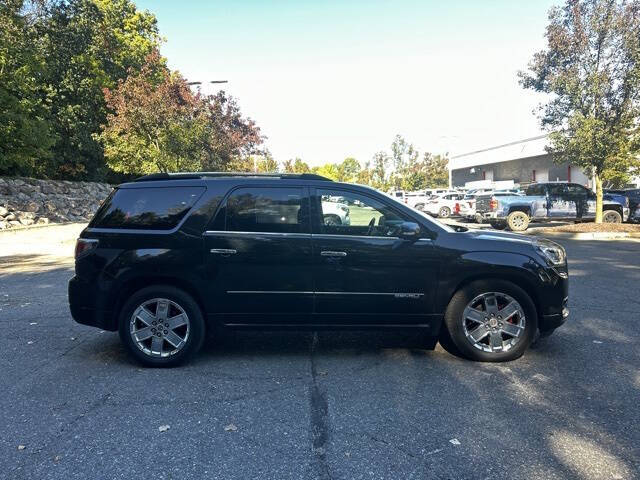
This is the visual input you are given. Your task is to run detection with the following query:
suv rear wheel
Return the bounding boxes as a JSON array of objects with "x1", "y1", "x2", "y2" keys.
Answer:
[
  {"x1": 442, "y1": 280, "x2": 537, "y2": 362},
  {"x1": 118, "y1": 285, "x2": 205, "y2": 367},
  {"x1": 507, "y1": 211, "x2": 530, "y2": 231},
  {"x1": 438, "y1": 206, "x2": 451, "y2": 218}
]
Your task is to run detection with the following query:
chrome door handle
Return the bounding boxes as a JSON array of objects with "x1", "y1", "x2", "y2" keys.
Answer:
[
  {"x1": 321, "y1": 251, "x2": 347, "y2": 257},
  {"x1": 210, "y1": 248, "x2": 237, "y2": 255}
]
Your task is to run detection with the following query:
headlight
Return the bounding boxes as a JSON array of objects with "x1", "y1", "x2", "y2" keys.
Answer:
[{"x1": 533, "y1": 238, "x2": 566, "y2": 266}]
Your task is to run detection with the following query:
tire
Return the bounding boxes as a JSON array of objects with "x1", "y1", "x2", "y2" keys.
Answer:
[
  {"x1": 118, "y1": 285, "x2": 206, "y2": 367},
  {"x1": 442, "y1": 279, "x2": 538, "y2": 362},
  {"x1": 490, "y1": 221, "x2": 507, "y2": 230},
  {"x1": 602, "y1": 210, "x2": 622, "y2": 223},
  {"x1": 438, "y1": 206, "x2": 451, "y2": 218},
  {"x1": 474, "y1": 214, "x2": 484, "y2": 224},
  {"x1": 506, "y1": 211, "x2": 530, "y2": 231},
  {"x1": 323, "y1": 214, "x2": 341, "y2": 226}
]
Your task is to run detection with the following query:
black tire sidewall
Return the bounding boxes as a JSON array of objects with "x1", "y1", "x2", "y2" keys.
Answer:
[
  {"x1": 118, "y1": 285, "x2": 206, "y2": 367},
  {"x1": 443, "y1": 279, "x2": 538, "y2": 362}
]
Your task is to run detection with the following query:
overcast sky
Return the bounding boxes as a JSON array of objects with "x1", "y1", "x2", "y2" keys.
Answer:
[{"x1": 136, "y1": 0, "x2": 557, "y2": 166}]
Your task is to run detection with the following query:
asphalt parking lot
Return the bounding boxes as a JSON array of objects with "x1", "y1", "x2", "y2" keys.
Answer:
[{"x1": 1, "y1": 224, "x2": 639, "y2": 480}]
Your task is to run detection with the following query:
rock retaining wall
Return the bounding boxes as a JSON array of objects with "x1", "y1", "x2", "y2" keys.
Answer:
[{"x1": 0, "y1": 177, "x2": 113, "y2": 230}]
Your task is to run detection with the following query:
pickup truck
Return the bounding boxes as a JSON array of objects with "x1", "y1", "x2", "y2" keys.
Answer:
[{"x1": 475, "y1": 182, "x2": 630, "y2": 231}]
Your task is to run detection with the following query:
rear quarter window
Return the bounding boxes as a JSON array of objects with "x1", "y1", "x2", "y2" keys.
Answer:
[{"x1": 90, "y1": 186, "x2": 205, "y2": 230}]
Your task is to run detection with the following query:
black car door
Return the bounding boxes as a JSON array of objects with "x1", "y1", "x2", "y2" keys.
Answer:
[
  {"x1": 310, "y1": 187, "x2": 439, "y2": 325},
  {"x1": 203, "y1": 185, "x2": 313, "y2": 324}
]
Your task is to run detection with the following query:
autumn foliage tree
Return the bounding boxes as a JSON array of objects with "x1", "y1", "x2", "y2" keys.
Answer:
[
  {"x1": 520, "y1": 0, "x2": 640, "y2": 222},
  {"x1": 98, "y1": 51, "x2": 263, "y2": 174}
]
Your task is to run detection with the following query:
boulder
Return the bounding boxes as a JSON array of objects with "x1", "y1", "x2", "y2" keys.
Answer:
[{"x1": 0, "y1": 206, "x2": 7, "y2": 216}]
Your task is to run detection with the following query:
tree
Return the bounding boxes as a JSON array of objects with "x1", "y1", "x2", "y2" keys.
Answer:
[
  {"x1": 423, "y1": 153, "x2": 449, "y2": 188},
  {"x1": 0, "y1": 0, "x2": 54, "y2": 176},
  {"x1": 370, "y1": 151, "x2": 391, "y2": 190},
  {"x1": 98, "y1": 52, "x2": 264, "y2": 175},
  {"x1": 98, "y1": 51, "x2": 209, "y2": 174},
  {"x1": 282, "y1": 158, "x2": 311, "y2": 173},
  {"x1": 312, "y1": 163, "x2": 339, "y2": 180},
  {"x1": 200, "y1": 91, "x2": 264, "y2": 170},
  {"x1": 335, "y1": 157, "x2": 361, "y2": 182},
  {"x1": 38, "y1": 0, "x2": 162, "y2": 179},
  {"x1": 520, "y1": 0, "x2": 640, "y2": 222},
  {"x1": 389, "y1": 135, "x2": 420, "y2": 190}
]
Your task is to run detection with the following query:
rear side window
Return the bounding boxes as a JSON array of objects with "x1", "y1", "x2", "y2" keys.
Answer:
[
  {"x1": 224, "y1": 187, "x2": 306, "y2": 233},
  {"x1": 91, "y1": 186, "x2": 205, "y2": 230}
]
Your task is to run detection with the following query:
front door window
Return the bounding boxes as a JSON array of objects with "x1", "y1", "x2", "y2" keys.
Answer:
[{"x1": 317, "y1": 189, "x2": 411, "y2": 237}]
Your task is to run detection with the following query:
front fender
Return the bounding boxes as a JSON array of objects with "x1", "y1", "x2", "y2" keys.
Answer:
[{"x1": 435, "y1": 251, "x2": 546, "y2": 315}]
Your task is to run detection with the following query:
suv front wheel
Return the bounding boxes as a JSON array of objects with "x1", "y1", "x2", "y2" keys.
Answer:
[
  {"x1": 118, "y1": 285, "x2": 206, "y2": 367},
  {"x1": 442, "y1": 280, "x2": 537, "y2": 362}
]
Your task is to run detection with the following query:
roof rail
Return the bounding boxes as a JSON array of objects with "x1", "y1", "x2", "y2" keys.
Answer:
[{"x1": 133, "y1": 172, "x2": 333, "y2": 182}]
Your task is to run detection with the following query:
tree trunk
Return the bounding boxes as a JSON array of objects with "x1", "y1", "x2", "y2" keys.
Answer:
[{"x1": 595, "y1": 173, "x2": 603, "y2": 223}]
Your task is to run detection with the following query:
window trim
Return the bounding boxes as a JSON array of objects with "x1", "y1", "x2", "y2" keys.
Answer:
[{"x1": 208, "y1": 184, "x2": 311, "y2": 235}]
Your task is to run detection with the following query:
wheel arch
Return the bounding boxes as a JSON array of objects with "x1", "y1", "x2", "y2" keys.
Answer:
[{"x1": 111, "y1": 275, "x2": 208, "y2": 330}]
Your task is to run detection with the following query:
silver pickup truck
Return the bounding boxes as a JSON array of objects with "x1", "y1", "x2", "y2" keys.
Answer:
[{"x1": 475, "y1": 182, "x2": 630, "y2": 231}]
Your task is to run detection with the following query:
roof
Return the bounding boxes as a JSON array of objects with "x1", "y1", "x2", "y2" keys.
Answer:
[
  {"x1": 450, "y1": 135, "x2": 549, "y2": 171},
  {"x1": 133, "y1": 172, "x2": 333, "y2": 182}
]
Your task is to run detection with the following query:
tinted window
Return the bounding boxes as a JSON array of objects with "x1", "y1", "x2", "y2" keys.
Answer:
[
  {"x1": 317, "y1": 189, "x2": 411, "y2": 237},
  {"x1": 526, "y1": 184, "x2": 546, "y2": 196},
  {"x1": 225, "y1": 187, "x2": 306, "y2": 233},
  {"x1": 91, "y1": 187, "x2": 205, "y2": 230},
  {"x1": 566, "y1": 184, "x2": 589, "y2": 198},
  {"x1": 547, "y1": 184, "x2": 566, "y2": 197}
]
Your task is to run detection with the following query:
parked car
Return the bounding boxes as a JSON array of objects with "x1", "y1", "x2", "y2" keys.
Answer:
[
  {"x1": 475, "y1": 182, "x2": 629, "y2": 231},
  {"x1": 321, "y1": 198, "x2": 350, "y2": 225},
  {"x1": 605, "y1": 188, "x2": 640, "y2": 222},
  {"x1": 404, "y1": 191, "x2": 432, "y2": 211},
  {"x1": 458, "y1": 191, "x2": 524, "y2": 222},
  {"x1": 69, "y1": 172, "x2": 569, "y2": 367},
  {"x1": 423, "y1": 192, "x2": 466, "y2": 218}
]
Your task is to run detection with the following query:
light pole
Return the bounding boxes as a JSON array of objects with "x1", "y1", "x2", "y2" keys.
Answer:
[{"x1": 186, "y1": 80, "x2": 229, "y2": 86}]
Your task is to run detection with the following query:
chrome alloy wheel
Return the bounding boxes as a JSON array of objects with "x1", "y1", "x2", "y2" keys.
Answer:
[
  {"x1": 462, "y1": 292, "x2": 526, "y2": 353},
  {"x1": 129, "y1": 298, "x2": 190, "y2": 358}
]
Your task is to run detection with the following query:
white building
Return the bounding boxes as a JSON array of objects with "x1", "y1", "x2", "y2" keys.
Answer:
[{"x1": 449, "y1": 135, "x2": 592, "y2": 189}]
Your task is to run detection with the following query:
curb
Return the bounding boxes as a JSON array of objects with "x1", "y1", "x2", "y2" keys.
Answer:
[{"x1": 524, "y1": 230, "x2": 640, "y2": 240}]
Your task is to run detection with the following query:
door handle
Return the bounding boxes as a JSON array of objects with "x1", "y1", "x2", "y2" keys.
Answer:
[
  {"x1": 321, "y1": 251, "x2": 347, "y2": 257},
  {"x1": 210, "y1": 248, "x2": 237, "y2": 255}
]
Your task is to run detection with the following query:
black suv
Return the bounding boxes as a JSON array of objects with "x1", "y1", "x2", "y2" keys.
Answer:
[{"x1": 69, "y1": 173, "x2": 569, "y2": 366}]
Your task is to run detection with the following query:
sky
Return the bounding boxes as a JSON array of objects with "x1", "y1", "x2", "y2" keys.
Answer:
[{"x1": 136, "y1": 0, "x2": 558, "y2": 166}]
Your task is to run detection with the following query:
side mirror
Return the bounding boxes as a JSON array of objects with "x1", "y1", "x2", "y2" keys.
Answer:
[{"x1": 399, "y1": 221, "x2": 421, "y2": 239}]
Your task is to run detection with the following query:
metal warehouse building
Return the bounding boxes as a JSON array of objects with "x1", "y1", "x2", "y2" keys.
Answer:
[{"x1": 448, "y1": 135, "x2": 591, "y2": 189}]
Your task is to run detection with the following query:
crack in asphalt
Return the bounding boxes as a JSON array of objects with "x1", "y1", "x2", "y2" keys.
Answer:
[{"x1": 309, "y1": 332, "x2": 331, "y2": 480}]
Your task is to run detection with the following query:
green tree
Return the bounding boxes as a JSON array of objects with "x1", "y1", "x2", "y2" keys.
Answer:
[
  {"x1": 520, "y1": 0, "x2": 640, "y2": 222},
  {"x1": 39, "y1": 0, "x2": 162, "y2": 179},
  {"x1": 370, "y1": 151, "x2": 391, "y2": 190},
  {"x1": 282, "y1": 157, "x2": 311, "y2": 173},
  {"x1": 389, "y1": 134, "x2": 420, "y2": 190},
  {"x1": 423, "y1": 153, "x2": 449, "y2": 188},
  {"x1": 0, "y1": 0, "x2": 55, "y2": 176},
  {"x1": 312, "y1": 163, "x2": 339, "y2": 180},
  {"x1": 335, "y1": 157, "x2": 361, "y2": 182}
]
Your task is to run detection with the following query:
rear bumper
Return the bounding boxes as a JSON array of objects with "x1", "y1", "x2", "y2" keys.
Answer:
[{"x1": 68, "y1": 275, "x2": 116, "y2": 331}]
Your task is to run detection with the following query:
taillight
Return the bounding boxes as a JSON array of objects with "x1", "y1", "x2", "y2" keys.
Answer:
[
  {"x1": 489, "y1": 197, "x2": 498, "y2": 211},
  {"x1": 454, "y1": 203, "x2": 460, "y2": 215},
  {"x1": 75, "y1": 238, "x2": 98, "y2": 259}
]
